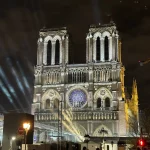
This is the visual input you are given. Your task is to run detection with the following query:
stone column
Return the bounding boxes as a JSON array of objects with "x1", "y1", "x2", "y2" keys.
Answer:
[
  {"x1": 87, "y1": 121, "x2": 90, "y2": 134},
  {"x1": 112, "y1": 33, "x2": 116, "y2": 61},
  {"x1": 100, "y1": 38, "x2": 104, "y2": 61},
  {"x1": 86, "y1": 36, "x2": 89, "y2": 63},
  {"x1": 61, "y1": 36, "x2": 65, "y2": 66},
  {"x1": 65, "y1": 35, "x2": 69, "y2": 64},
  {"x1": 111, "y1": 69, "x2": 114, "y2": 81},
  {"x1": 43, "y1": 42, "x2": 47, "y2": 65},
  {"x1": 109, "y1": 36, "x2": 112, "y2": 61},
  {"x1": 37, "y1": 41, "x2": 40, "y2": 65},
  {"x1": 90, "y1": 121, "x2": 93, "y2": 135},
  {"x1": 115, "y1": 35, "x2": 119, "y2": 61},
  {"x1": 59, "y1": 40, "x2": 62, "y2": 64},
  {"x1": 51, "y1": 41, "x2": 56, "y2": 65}
]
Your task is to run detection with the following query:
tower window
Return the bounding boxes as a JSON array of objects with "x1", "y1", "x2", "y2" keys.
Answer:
[
  {"x1": 104, "y1": 36, "x2": 109, "y2": 61},
  {"x1": 45, "y1": 99, "x2": 50, "y2": 109},
  {"x1": 97, "y1": 98, "x2": 101, "y2": 108},
  {"x1": 55, "y1": 40, "x2": 60, "y2": 65},
  {"x1": 107, "y1": 145, "x2": 109, "y2": 150},
  {"x1": 105, "y1": 97, "x2": 110, "y2": 107},
  {"x1": 47, "y1": 40, "x2": 52, "y2": 65},
  {"x1": 96, "y1": 37, "x2": 101, "y2": 61}
]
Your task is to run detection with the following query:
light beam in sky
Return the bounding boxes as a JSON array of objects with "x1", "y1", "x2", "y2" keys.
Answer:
[
  {"x1": 0, "y1": 80, "x2": 18, "y2": 111},
  {"x1": 6, "y1": 58, "x2": 30, "y2": 106},
  {"x1": 0, "y1": 67, "x2": 25, "y2": 112},
  {"x1": 16, "y1": 61, "x2": 31, "y2": 94}
]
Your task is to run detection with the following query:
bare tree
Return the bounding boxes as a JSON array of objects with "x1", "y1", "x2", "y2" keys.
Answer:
[
  {"x1": 140, "y1": 108, "x2": 150, "y2": 139},
  {"x1": 128, "y1": 114, "x2": 139, "y2": 137}
]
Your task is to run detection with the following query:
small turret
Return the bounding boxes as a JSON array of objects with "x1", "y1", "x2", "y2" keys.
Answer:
[
  {"x1": 132, "y1": 78, "x2": 138, "y2": 99},
  {"x1": 131, "y1": 78, "x2": 139, "y2": 117}
]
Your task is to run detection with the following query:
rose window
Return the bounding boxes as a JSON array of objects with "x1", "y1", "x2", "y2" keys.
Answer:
[{"x1": 68, "y1": 89, "x2": 87, "y2": 108}]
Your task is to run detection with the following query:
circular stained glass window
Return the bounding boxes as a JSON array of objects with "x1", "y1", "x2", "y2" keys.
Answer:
[{"x1": 68, "y1": 89, "x2": 87, "y2": 108}]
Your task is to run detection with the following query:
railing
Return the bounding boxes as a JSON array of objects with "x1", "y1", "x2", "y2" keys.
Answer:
[{"x1": 34, "y1": 110, "x2": 118, "y2": 121}]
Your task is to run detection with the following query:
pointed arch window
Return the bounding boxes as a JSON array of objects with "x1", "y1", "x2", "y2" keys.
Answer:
[
  {"x1": 55, "y1": 40, "x2": 60, "y2": 65},
  {"x1": 54, "y1": 99, "x2": 59, "y2": 109},
  {"x1": 47, "y1": 40, "x2": 52, "y2": 65},
  {"x1": 96, "y1": 37, "x2": 101, "y2": 61},
  {"x1": 104, "y1": 36, "x2": 109, "y2": 61},
  {"x1": 105, "y1": 97, "x2": 110, "y2": 107},
  {"x1": 107, "y1": 145, "x2": 109, "y2": 150},
  {"x1": 45, "y1": 99, "x2": 50, "y2": 109},
  {"x1": 97, "y1": 98, "x2": 101, "y2": 108}
]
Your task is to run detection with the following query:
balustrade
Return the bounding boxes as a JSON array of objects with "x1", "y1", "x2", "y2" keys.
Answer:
[{"x1": 35, "y1": 110, "x2": 118, "y2": 121}]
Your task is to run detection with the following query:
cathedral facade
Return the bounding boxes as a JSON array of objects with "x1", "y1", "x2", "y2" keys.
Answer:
[{"x1": 32, "y1": 22, "x2": 139, "y2": 143}]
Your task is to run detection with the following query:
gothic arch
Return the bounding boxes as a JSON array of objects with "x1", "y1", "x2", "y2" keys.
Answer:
[
  {"x1": 44, "y1": 35, "x2": 53, "y2": 43},
  {"x1": 93, "y1": 32, "x2": 101, "y2": 39},
  {"x1": 53, "y1": 35, "x2": 62, "y2": 64},
  {"x1": 96, "y1": 37, "x2": 101, "y2": 61},
  {"x1": 102, "y1": 31, "x2": 111, "y2": 38},
  {"x1": 47, "y1": 40, "x2": 52, "y2": 65},
  {"x1": 53, "y1": 35, "x2": 61, "y2": 41},
  {"x1": 45, "y1": 99, "x2": 50, "y2": 109},
  {"x1": 104, "y1": 36, "x2": 109, "y2": 61},
  {"x1": 93, "y1": 125, "x2": 112, "y2": 137},
  {"x1": 105, "y1": 97, "x2": 110, "y2": 107},
  {"x1": 55, "y1": 39, "x2": 60, "y2": 65},
  {"x1": 43, "y1": 36, "x2": 53, "y2": 65},
  {"x1": 97, "y1": 98, "x2": 101, "y2": 108},
  {"x1": 94, "y1": 87, "x2": 113, "y2": 101},
  {"x1": 41, "y1": 89, "x2": 61, "y2": 109}
]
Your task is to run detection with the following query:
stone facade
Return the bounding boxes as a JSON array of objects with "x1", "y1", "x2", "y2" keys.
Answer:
[{"x1": 32, "y1": 23, "x2": 138, "y2": 143}]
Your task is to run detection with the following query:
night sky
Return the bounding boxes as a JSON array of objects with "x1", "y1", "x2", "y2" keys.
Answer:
[{"x1": 0, "y1": 0, "x2": 150, "y2": 113}]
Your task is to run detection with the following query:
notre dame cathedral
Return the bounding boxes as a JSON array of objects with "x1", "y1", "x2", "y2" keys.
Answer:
[{"x1": 32, "y1": 22, "x2": 139, "y2": 146}]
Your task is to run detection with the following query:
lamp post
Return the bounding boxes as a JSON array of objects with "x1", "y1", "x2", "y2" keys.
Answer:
[
  {"x1": 10, "y1": 136, "x2": 16, "y2": 150},
  {"x1": 84, "y1": 134, "x2": 90, "y2": 150},
  {"x1": 23, "y1": 122, "x2": 30, "y2": 150}
]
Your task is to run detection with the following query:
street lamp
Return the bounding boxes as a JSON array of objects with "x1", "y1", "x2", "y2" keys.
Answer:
[
  {"x1": 10, "y1": 136, "x2": 16, "y2": 150},
  {"x1": 23, "y1": 122, "x2": 30, "y2": 150},
  {"x1": 84, "y1": 134, "x2": 90, "y2": 150}
]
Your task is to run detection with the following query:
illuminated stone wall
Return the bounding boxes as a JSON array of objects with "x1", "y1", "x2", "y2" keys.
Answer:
[{"x1": 32, "y1": 23, "x2": 138, "y2": 142}]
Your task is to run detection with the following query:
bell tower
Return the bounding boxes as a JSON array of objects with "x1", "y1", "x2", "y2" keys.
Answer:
[
  {"x1": 32, "y1": 27, "x2": 69, "y2": 114},
  {"x1": 86, "y1": 22, "x2": 120, "y2": 63},
  {"x1": 37, "y1": 27, "x2": 69, "y2": 66}
]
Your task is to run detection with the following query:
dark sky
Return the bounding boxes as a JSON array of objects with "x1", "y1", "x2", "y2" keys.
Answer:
[{"x1": 0, "y1": 0, "x2": 150, "y2": 112}]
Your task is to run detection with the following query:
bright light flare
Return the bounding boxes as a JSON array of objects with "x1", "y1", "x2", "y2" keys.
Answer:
[
  {"x1": 12, "y1": 136, "x2": 16, "y2": 140},
  {"x1": 23, "y1": 122, "x2": 30, "y2": 131}
]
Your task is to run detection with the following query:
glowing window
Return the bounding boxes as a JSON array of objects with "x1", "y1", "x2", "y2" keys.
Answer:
[{"x1": 68, "y1": 89, "x2": 87, "y2": 108}]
